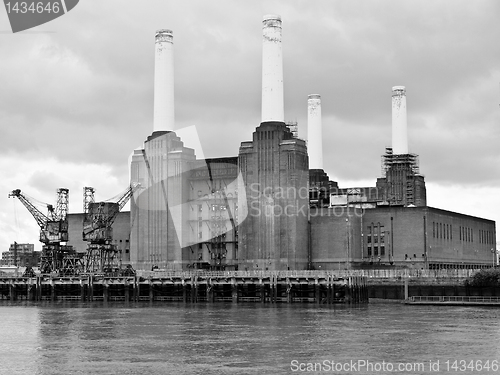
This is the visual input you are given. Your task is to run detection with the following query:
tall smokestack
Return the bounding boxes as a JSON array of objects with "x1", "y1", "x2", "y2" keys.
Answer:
[
  {"x1": 392, "y1": 86, "x2": 408, "y2": 154},
  {"x1": 153, "y1": 29, "x2": 174, "y2": 132},
  {"x1": 307, "y1": 94, "x2": 323, "y2": 170},
  {"x1": 261, "y1": 15, "x2": 284, "y2": 123}
]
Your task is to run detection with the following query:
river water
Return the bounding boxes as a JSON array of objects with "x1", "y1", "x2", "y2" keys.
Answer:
[{"x1": 0, "y1": 301, "x2": 499, "y2": 375}]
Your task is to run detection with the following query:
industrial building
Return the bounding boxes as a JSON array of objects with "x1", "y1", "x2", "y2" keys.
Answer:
[
  {"x1": 311, "y1": 206, "x2": 496, "y2": 270},
  {"x1": 62, "y1": 15, "x2": 495, "y2": 272}
]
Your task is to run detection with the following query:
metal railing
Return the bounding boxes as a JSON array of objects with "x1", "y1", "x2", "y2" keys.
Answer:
[
  {"x1": 409, "y1": 296, "x2": 500, "y2": 303},
  {"x1": 137, "y1": 268, "x2": 481, "y2": 279},
  {"x1": 0, "y1": 268, "x2": 485, "y2": 280}
]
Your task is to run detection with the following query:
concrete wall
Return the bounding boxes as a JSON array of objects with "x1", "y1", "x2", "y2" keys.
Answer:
[
  {"x1": 363, "y1": 206, "x2": 426, "y2": 267},
  {"x1": 310, "y1": 206, "x2": 495, "y2": 270},
  {"x1": 426, "y1": 207, "x2": 496, "y2": 267},
  {"x1": 310, "y1": 207, "x2": 362, "y2": 270}
]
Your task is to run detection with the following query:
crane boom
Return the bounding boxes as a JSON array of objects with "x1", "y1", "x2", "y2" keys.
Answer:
[
  {"x1": 82, "y1": 183, "x2": 140, "y2": 243},
  {"x1": 8, "y1": 189, "x2": 51, "y2": 230}
]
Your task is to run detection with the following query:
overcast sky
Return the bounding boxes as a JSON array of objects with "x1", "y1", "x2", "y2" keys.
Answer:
[{"x1": 1, "y1": 0, "x2": 499, "y2": 254}]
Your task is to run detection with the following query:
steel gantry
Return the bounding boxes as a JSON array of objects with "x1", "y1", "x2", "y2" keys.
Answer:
[
  {"x1": 9, "y1": 188, "x2": 82, "y2": 275},
  {"x1": 82, "y1": 183, "x2": 140, "y2": 275}
]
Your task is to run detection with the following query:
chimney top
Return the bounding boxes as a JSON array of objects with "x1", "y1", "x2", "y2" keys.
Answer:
[
  {"x1": 308, "y1": 94, "x2": 321, "y2": 100},
  {"x1": 392, "y1": 86, "x2": 406, "y2": 94},
  {"x1": 155, "y1": 29, "x2": 173, "y2": 43},
  {"x1": 263, "y1": 14, "x2": 281, "y2": 22}
]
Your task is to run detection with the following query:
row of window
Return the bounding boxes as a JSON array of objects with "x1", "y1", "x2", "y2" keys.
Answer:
[
  {"x1": 479, "y1": 229, "x2": 495, "y2": 245},
  {"x1": 257, "y1": 130, "x2": 276, "y2": 140},
  {"x1": 459, "y1": 226, "x2": 473, "y2": 242},
  {"x1": 366, "y1": 224, "x2": 385, "y2": 257},
  {"x1": 432, "y1": 222, "x2": 495, "y2": 244},
  {"x1": 432, "y1": 222, "x2": 452, "y2": 240},
  {"x1": 367, "y1": 246, "x2": 385, "y2": 257}
]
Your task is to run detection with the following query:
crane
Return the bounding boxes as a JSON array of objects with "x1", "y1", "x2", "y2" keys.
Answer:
[
  {"x1": 8, "y1": 188, "x2": 81, "y2": 275},
  {"x1": 82, "y1": 183, "x2": 140, "y2": 275}
]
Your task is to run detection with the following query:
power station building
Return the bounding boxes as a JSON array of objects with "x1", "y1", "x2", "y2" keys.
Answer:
[{"x1": 68, "y1": 16, "x2": 495, "y2": 271}]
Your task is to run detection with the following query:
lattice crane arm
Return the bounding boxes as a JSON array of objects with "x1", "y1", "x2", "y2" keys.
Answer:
[
  {"x1": 83, "y1": 183, "x2": 142, "y2": 242},
  {"x1": 117, "y1": 182, "x2": 141, "y2": 211},
  {"x1": 8, "y1": 189, "x2": 50, "y2": 230},
  {"x1": 104, "y1": 183, "x2": 141, "y2": 228}
]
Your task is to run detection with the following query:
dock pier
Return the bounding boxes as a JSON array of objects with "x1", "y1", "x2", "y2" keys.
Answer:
[{"x1": 0, "y1": 271, "x2": 368, "y2": 304}]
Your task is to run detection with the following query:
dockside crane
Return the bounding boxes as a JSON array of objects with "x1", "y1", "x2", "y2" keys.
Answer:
[
  {"x1": 8, "y1": 188, "x2": 81, "y2": 275},
  {"x1": 82, "y1": 183, "x2": 140, "y2": 275}
]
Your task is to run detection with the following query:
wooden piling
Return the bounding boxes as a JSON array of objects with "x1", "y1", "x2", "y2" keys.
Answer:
[
  {"x1": 80, "y1": 279, "x2": 85, "y2": 301},
  {"x1": 259, "y1": 281, "x2": 265, "y2": 303},
  {"x1": 36, "y1": 277, "x2": 42, "y2": 301},
  {"x1": 27, "y1": 280, "x2": 34, "y2": 300},
  {"x1": 89, "y1": 275, "x2": 94, "y2": 302},
  {"x1": 182, "y1": 281, "x2": 187, "y2": 303},
  {"x1": 286, "y1": 278, "x2": 292, "y2": 304},
  {"x1": 103, "y1": 281, "x2": 109, "y2": 302},
  {"x1": 207, "y1": 279, "x2": 214, "y2": 303},
  {"x1": 270, "y1": 276, "x2": 277, "y2": 303},
  {"x1": 9, "y1": 280, "x2": 15, "y2": 301},
  {"x1": 49, "y1": 279, "x2": 55, "y2": 301},
  {"x1": 124, "y1": 279, "x2": 130, "y2": 302},
  {"x1": 231, "y1": 278, "x2": 238, "y2": 303},
  {"x1": 191, "y1": 276, "x2": 198, "y2": 303},
  {"x1": 315, "y1": 279, "x2": 321, "y2": 304}
]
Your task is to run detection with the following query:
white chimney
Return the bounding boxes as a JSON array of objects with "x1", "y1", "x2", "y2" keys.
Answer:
[
  {"x1": 261, "y1": 15, "x2": 284, "y2": 123},
  {"x1": 307, "y1": 94, "x2": 323, "y2": 170},
  {"x1": 153, "y1": 29, "x2": 175, "y2": 132},
  {"x1": 392, "y1": 86, "x2": 408, "y2": 154}
]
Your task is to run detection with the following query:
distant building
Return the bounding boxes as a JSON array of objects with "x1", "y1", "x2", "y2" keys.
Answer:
[{"x1": 1, "y1": 243, "x2": 39, "y2": 267}]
